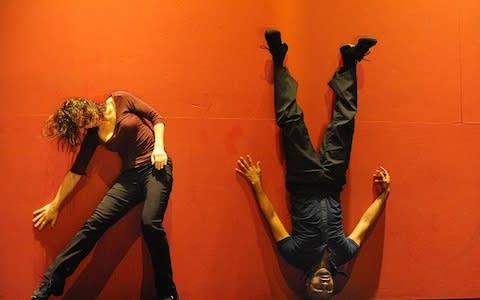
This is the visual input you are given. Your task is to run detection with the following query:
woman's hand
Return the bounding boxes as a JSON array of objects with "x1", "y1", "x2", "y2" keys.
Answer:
[
  {"x1": 236, "y1": 155, "x2": 262, "y2": 186},
  {"x1": 33, "y1": 202, "x2": 59, "y2": 230},
  {"x1": 151, "y1": 147, "x2": 168, "y2": 169},
  {"x1": 373, "y1": 166, "x2": 391, "y2": 195}
]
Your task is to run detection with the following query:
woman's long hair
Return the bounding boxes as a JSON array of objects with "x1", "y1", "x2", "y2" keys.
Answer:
[{"x1": 43, "y1": 97, "x2": 105, "y2": 147}]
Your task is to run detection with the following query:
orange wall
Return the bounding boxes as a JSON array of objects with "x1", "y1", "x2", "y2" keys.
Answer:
[{"x1": 1, "y1": 1, "x2": 480, "y2": 299}]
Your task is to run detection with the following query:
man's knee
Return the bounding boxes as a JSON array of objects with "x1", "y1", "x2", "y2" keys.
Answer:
[{"x1": 276, "y1": 104, "x2": 303, "y2": 127}]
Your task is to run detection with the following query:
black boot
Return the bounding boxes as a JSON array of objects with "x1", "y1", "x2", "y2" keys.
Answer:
[
  {"x1": 264, "y1": 29, "x2": 288, "y2": 66},
  {"x1": 354, "y1": 37, "x2": 377, "y2": 60},
  {"x1": 341, "y1": 37, "x2": 377, "y2": 67},
  {"x1": 31, "y1": 276, "x2": 65, "y2": 300},
  {"x1": 159, "y1": 294, "x2": 180, "y2": 300}
]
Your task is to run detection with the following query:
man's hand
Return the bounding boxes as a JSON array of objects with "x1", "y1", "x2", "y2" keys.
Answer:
[
  {"x1": 236, "y1": 154, "x2": 290, "y2": 241},
  {"x1": 236, "y1": 155, "x2": 261, "y2": 185},
  {"x1": 349, "y1": 166, "x2": 391, "y2": 245},
  {"x1": 33, "y1": 202, "x2": 59, "y2": 230},
  {"x1": 151, "y1": 147, "x2": 168, "y2": 170},
  {"x1": 373, "y1": 166, "x2": 391, "y2": 195}
]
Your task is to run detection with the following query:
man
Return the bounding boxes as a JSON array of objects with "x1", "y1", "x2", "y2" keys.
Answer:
[{"x1": 236, "y1": 30, "x2": 390, "y2": 299}]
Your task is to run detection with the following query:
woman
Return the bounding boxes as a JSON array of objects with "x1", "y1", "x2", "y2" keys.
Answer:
[{"x1": 31, "y1": 91, "x2": 179, "y2": 300}]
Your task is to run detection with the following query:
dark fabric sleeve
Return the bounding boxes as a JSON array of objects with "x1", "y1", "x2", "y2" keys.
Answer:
[
  {"x1": 277, "y1": 236, "x2": 299, "y2": 262},
  {"x1": 330, "y1": 237, "x2": 360, "y2": 268},
  {"x1": 70, "y1": 129, "x2": 100, "y2": 175},
  {"x1": 115, "y1": 91, "x2": 164, "y2": 125},
  {"x1": 345, "y1": 238, "x2": 359, "y2": 258}
]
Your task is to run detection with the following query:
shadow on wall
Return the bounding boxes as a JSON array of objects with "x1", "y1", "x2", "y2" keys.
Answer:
[
  {"x1": 239, "y1": 59, "x2": 303, "y2": 299},
  {"x1": 62, "y1": 207, "x2": 149, "y2": 300},
  {"x1": 239, "y1": 180, "x2": 303, "y2": 300},
  {"x1": 33, "y1": 149, "x2": 166, "y2": 300},
  {"x1": 336, "y1": 180, "x2": 385, "y2": 300}
]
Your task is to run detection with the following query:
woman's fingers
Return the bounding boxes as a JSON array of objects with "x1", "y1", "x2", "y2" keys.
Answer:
[
  {"x1": 238, "y1": 157, "x2": 248, "y2": 170},
  {"x1": 235, "y1": 168, "x2": 246, "y2": 176},
  {"x1": 32, "y1": 213, "x2": 43, "y2": 222},
  {"x1": 34, "y1": 217, "x2": 45, "y2": 229}
]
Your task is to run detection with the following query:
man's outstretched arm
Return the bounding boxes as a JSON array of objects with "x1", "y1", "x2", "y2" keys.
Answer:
[
  {"x1": 348, "y1": 167, "x2": 391, "y2": 246},
  {"x1": 236, "y1": 155, "x2": 290, "y2": 242}
]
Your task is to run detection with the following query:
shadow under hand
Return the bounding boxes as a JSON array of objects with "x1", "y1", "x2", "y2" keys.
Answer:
[
  {"x1": 239, "y1": 181, "x2": 303, "y2": 300},
  {"x1": 336, "y1": 177, "x2": 385, "y2": 300},
  {"x1": 337, "y1": 216, "x2": 385, "y2": 300}
]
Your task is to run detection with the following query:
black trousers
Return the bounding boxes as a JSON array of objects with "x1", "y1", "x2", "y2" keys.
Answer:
[
  {"x1": 274, "y1": 65, "x2": 358, "y2": 194},
  {"x1": 45, "y1": 160, "x2": 177, "y2": 298}
]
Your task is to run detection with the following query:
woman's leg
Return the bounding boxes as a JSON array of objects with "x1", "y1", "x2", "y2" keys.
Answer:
[
  {"x1": 32, "y1": 171, "x2": 140, "y2": 299},
  {"x1": 141, "y1": 159, "x2": 177, "y2": 299}
]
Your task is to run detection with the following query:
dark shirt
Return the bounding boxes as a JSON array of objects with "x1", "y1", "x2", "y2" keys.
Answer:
[
  {"x1": 70, "y1": 91, "x2": 164, "y2": 175},
  {"x1": 277, "y1": 192, "x2": 359, "y2": 275}
]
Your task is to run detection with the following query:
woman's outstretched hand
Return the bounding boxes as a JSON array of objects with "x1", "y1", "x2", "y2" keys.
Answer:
[
  {"x1": 236, "y1": 155, "x2": 262, "y2": 186},
  {"x1": 33, "y1": 202, "x2": 59, "y2": 230}
]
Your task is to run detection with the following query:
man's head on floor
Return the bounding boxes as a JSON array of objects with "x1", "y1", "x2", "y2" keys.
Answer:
[{"x1": 305, "y1": 266, "x2": 334, "y2": 300}]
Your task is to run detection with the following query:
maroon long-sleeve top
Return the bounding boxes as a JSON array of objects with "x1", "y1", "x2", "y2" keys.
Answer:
[{"x1": 70, "y1": 91, "x2": 164, "y2": 175}]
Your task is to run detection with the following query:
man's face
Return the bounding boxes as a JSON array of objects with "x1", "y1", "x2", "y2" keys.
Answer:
[{"x1": 306, "y1": 267, "x2": 334, "y2": 299}]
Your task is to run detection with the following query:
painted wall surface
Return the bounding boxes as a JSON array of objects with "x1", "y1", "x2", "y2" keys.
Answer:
[{"x1": 1, "y1": 1, "x2": 479, "y2": 299}]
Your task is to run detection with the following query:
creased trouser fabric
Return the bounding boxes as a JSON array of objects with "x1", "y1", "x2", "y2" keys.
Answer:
[
  {"x1": 274, "y1": 65, "x2": 358, "y2": 195},
  {"x1": 45, "y1": 159, "x2": 177, "y2": 298}
]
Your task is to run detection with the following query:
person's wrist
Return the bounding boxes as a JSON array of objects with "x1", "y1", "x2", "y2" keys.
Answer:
[
  {"x1": 382, "y1": 187, "x2": 391, "y2": 197},
  {"x1": 252, "y1": 180, "x2": 262, "y2": 188},
  {"x1": 50, "y1": 201, "x2": 60, "y2": 210}
]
